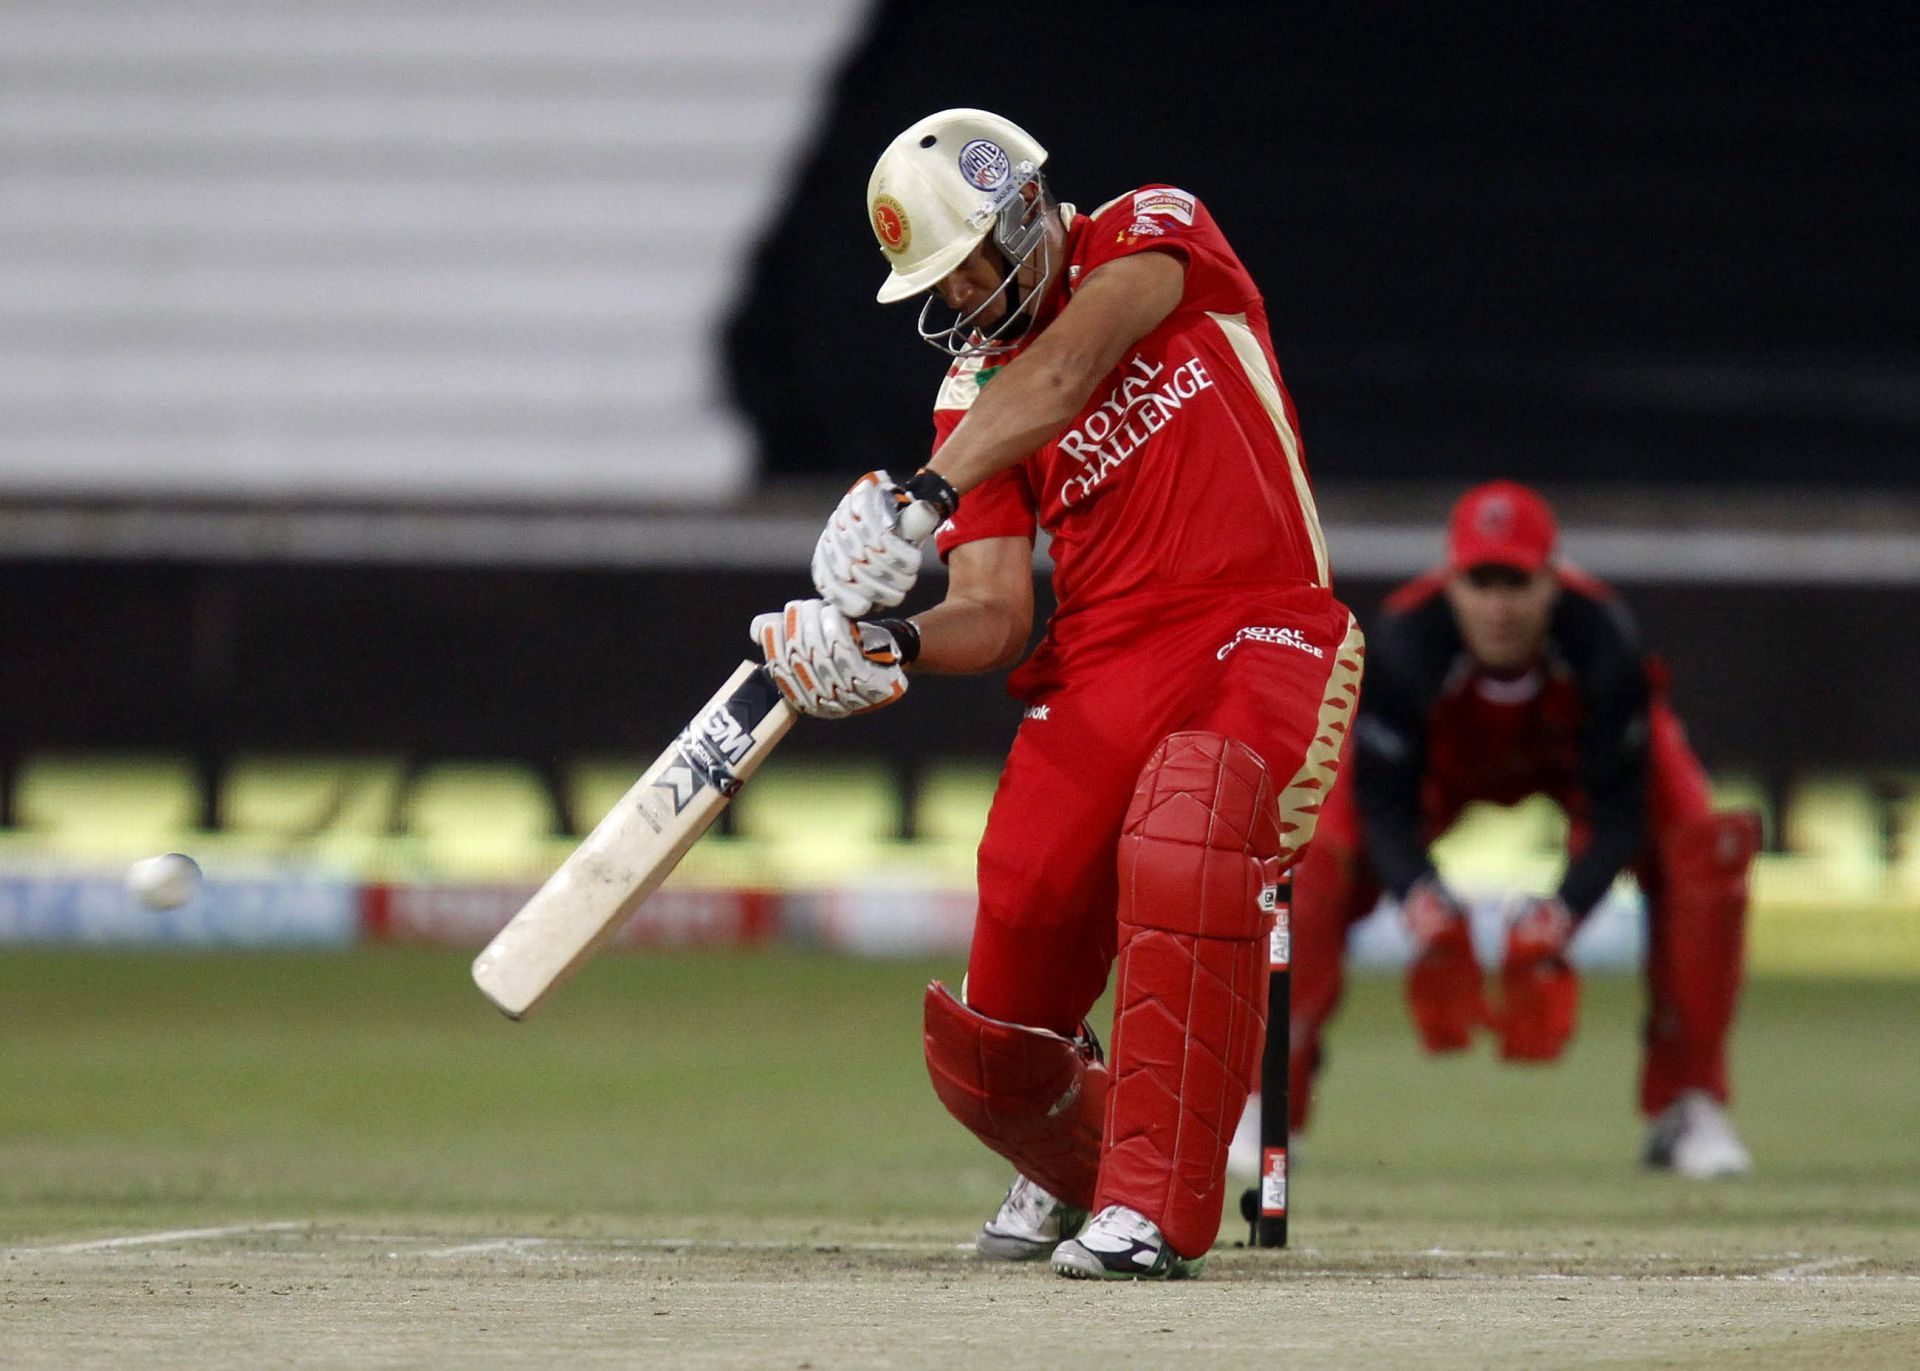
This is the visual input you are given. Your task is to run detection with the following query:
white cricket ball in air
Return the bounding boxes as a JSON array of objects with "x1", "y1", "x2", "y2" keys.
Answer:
[{"x1": 126, "y1": 853, "x2": 202, "y2": 910}]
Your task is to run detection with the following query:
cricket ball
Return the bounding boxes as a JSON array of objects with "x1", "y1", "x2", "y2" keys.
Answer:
[{"x1": 126, "y1": 853, "x2": 202, "y2": 911}]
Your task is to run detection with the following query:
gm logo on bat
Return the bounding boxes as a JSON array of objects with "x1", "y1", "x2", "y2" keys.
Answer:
[{"x1": 659, "y1": 699, "x2": 758, "y2": 813}]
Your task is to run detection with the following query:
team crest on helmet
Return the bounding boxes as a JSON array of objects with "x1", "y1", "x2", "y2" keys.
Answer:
[
  {"x1": 957, "y1": 139, "x2": 1011, "y2": 191},
  {"x1": 872, "y1": 194, "x2": 911, "y2": 253}
]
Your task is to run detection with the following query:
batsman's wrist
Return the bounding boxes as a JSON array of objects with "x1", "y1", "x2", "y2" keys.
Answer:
[
  {"x1": 901, "y1": 467, "x2": 960, "y2": 522},
  {"x1": 870, "y1": 617, "x2": 921, "y2": 666}
]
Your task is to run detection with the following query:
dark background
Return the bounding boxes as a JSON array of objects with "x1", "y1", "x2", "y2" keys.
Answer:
[
  {"x1": 5, "y1": 2, "x2": 1916, "y2": 831},
  {"x1": 728, "y1": 1, "x2": 1917, "y2": 486},
  {"x1": 3, "y1": 561, "x2": 1911, "y2": 835}
]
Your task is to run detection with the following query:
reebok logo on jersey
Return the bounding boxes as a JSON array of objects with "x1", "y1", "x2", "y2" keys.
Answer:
[
  {"x1": 1024, "y1": 704, "x2": 1050, "y2": 721},
  {"x1": 1056, "y1": 354, "x2": 1215, "y2": 506},
  {"x1": 1216, "y1": 625, "x2": 1325, "y2": 661}
]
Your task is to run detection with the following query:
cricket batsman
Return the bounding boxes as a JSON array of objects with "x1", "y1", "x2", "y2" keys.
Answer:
[
  {"x1": 1282, "y1": 481, "x2": 1759, "y2": 1177},
  {"x1": 750, "y1": 109, "x2": 1363, "y2": 1277}
]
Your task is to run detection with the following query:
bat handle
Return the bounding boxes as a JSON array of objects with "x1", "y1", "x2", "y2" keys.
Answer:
[
  {"x1": 895, "y1": 499, "x2": 943, "y2": 545},
  {"x1": 893, "y1": 467, "x2": 958, "y2": 545}
]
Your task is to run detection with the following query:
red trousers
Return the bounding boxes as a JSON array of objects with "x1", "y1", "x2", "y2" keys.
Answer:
[
  {"x1": 1289, "y1": 699, "x2": 1749, "y2": 1127},
  {"x1": 966, "y1": 587, "x2": 1356, "y2": 1037}
]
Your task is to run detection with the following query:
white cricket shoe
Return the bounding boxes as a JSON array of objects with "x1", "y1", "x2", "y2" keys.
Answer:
[
  {"x1": 976, "y1": 1174, "x2": 1086, "y2": 1261},
  {"x1": 1645, "y1": 1090, "x2": 1753, "y2": 1179},
  {"x1": 1051, "y1": 1204, "x2": 1204, "y2": 1280}
]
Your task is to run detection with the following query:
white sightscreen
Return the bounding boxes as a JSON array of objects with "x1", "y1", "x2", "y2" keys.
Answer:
[{"x1": 0, "y1": 1, "x2": 872, "y2": 505}]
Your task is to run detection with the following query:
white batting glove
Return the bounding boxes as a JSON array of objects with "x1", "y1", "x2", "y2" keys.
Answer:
[
  {"x1": 752, "y1": 599, "x2": 910, "y2": 719},
  {"x1": 810, "y1": 469, "x2": 959, "y2": 618},
  {"x1": 811, "y1": 472, "x2": 919, "y2": 618}
]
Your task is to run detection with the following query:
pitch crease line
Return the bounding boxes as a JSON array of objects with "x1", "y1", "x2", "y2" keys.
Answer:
[
  {"x1": 6, "y1": 1220, "x2": 307, "y2": 1256},
  {"x1": 395, "y1": 1236, "x2": 967, "y2": 1257},
  {"x1": 1766, "y1": 1255, "x2": 1868, "y2": 1280},
  {"x1": 416, "y1": 1237, "x2": 555, "y2": 1258}
]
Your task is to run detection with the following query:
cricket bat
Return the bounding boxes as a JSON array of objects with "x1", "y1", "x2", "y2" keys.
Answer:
[
  {"x1": 472, "y1": 661, "x2": 796, "y2": 1019},
  {"x1": 471, "y1": 493, "x2": 944, "y2": 1020}
]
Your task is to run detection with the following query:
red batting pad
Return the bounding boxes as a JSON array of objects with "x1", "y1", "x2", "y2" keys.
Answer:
[
  {"x1": 1097, "y1": 732, "x2": 1279, "y2": 1258},
  {"x1": 1640, "y1": 810, "x2": 1759, "y2": 1113},
  {"x1": 922, "y1": 981, "x2": 1106, "y2": 1209}
]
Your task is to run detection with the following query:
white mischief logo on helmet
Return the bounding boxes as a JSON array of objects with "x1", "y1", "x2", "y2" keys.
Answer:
[{"x1": 957, "y1": 139, "x2": 1012, "y2": 191}]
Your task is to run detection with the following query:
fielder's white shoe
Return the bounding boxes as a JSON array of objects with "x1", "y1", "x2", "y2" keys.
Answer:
[
  {"x1": 1051, "y1": 1204, "x2": 1204, "y2": 1280},
  {"x1": 976, "y1": 1174, "x2": 1086, "y2": 1261},
  {"x1": 1644, "y1": 1090, "x2": 1753, "y2": 1179}
]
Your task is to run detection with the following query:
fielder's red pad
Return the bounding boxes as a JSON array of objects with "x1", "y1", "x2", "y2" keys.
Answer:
[
  {"x1": 1097, "y1": 731, "x2": 1282, "y2": 1258},
  {"x1": 922, "y1": 981, "x2": 1106, "y2": 1210},
  {"x1": 1641, "y1": 809, "x2": 1760, "y2": 1113}
]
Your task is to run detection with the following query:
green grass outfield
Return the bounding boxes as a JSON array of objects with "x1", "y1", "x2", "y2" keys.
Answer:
[
  {"x1": 2, "y1": 948, "x2": 1916, "y2": 1239},
  {"x1": 3, "y1": 950, "x2": 1917, "y2": 1368}
]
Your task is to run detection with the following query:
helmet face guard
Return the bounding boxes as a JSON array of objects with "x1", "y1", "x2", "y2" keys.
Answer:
[{"x1": 914, "y1": 168, "x2": 1058, "y2": 359}]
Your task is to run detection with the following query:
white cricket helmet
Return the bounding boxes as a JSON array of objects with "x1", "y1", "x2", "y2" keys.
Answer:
[{"x1": 866, "y1": 108, "x2": 1056, "y2": 355}]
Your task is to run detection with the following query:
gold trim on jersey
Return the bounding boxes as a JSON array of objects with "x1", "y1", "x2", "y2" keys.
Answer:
[
  {"x1": 1206, "y1": 311, "x2": 1330, "y2": 586},
  {"x1": 1275, "y1": 613, "x2": 1366, "y2": 862},
  {"x1": 934, "y1": 351, "x2": 989, "y2": 413}
]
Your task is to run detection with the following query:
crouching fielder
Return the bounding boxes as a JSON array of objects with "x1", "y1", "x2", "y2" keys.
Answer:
[
  {"x1": 1287, "y1": 482, "x2": 1760, "y2": 1178},
  {"x1": 752, "y1": 109, "x2": 1361, "y2": 1278}
]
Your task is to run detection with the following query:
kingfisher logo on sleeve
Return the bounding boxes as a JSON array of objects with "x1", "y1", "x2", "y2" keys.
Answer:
[{"x1": 1132, "y1": 188, "x2": 1195, "y2": 225}]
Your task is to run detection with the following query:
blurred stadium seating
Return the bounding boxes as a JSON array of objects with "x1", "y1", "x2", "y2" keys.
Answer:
[
  {"x1": 1, "y1": 750, "x2": 1915, "y2": 974},
  {"x1": 13, "y1": 753, "x2": 200, "y2": 859},
  {"x1": 0, "y1": 0, "x2": 868, "y2": 506}
]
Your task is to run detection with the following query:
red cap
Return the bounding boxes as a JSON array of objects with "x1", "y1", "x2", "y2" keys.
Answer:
[{"x1": 1447, "y1": 481, "x2": 1557, "y2": 573}]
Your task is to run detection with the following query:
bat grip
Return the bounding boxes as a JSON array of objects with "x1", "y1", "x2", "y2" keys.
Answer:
[
  {"x1": 895, "y1": 499, "x2": 943, "y2": 544},
  {"x1": 893, "y1": 466, "x2": 957, "y2": 545}
]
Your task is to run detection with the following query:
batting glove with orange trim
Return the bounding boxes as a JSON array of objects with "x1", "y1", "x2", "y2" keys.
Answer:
[
  {"x1": 811, "y1": 469, "x2": 957, "y2": 618},
  {"x1": 812, "y1": 472, "x2": 922, "y2": 617},
  {"x1": 752, "y1": 599, "x2": 909, "y2": 719}
]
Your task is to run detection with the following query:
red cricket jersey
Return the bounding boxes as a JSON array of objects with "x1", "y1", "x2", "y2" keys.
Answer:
[
  {"x1": 930, "y1": 186, "x2": 1330, "y2": 624},
  {"x1": 1354, "y1": 565, "x2": 1656, "y2": 914}
]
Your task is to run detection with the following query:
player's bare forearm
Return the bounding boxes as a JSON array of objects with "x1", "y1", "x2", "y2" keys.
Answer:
[
  {"x1": 911, "y1": 536, "x2": 1034, "y2": 674},
  {"x1": 912, "y1": 595, "x2": 1029, "y2": 674},
  {"x1": 927, "y1": 252, "x2": 1186, "y2": 495}
]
